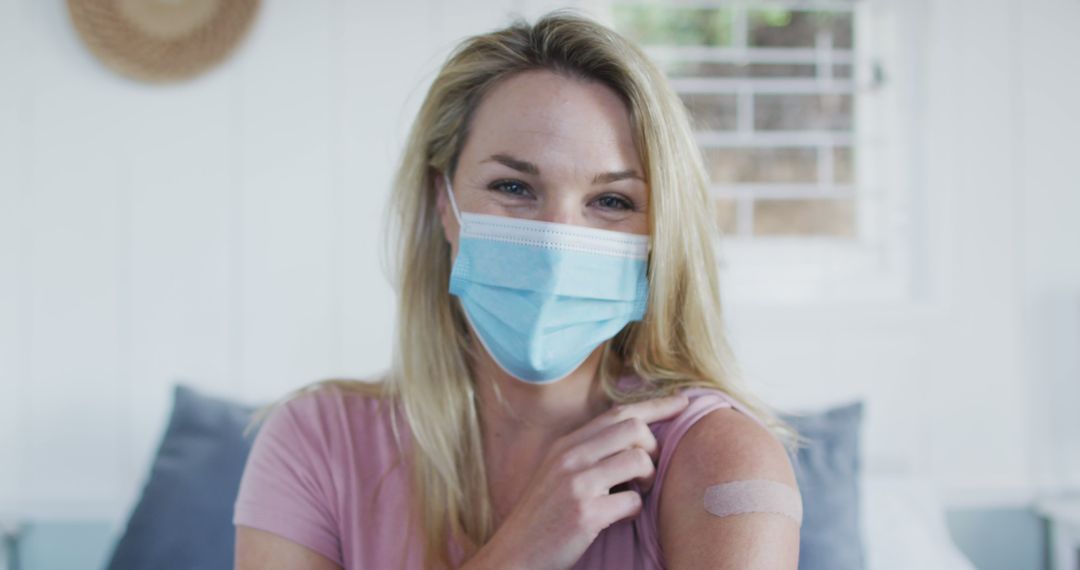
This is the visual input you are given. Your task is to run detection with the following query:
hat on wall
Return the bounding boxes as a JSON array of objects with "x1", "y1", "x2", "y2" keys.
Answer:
[{"x1": 67, "y1": 0, "x2": 260, "y2": 83}]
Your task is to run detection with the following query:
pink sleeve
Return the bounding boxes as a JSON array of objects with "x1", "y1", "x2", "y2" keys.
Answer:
[{"x1": 233, "y1": 391, "x2": 343, "y2": 567}]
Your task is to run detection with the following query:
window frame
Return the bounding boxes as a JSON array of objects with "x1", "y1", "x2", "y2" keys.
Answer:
[{"x1": 602, "y1": 0, "x2": 927, "y2": 308}]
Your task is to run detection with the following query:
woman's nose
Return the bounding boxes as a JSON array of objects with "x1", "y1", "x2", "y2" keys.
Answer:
[{"x1": 539, "y1": 196, "x2": 582, "y2": 226}]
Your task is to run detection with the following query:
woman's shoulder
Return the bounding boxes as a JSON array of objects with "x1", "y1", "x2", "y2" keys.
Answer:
[
  {"x1": 262, "y1": 379, "x2": 393, "y2": 427},
  {"x1": 613, "y1": 372, "x2": 768, "y2": 436},
  {"x1": 616, "y1": 373, "x2": 789, "y2": 477},
  {"x1": 652, "y1": 389, "x2": 797, "y2": 505},
  {"x1": 618, "y1": 372, "x2": 798, "y2": 564},
  {"x1": 614, "y1": 372, "x2": 792, "y2": 489},
  {"x1": 613, "y1": 371, "x2": 799, "y2": 496},
  {"x1": 652, "y1": 388, "x2": 800, "y2": 565},
  {"x1": 300, "y1": 379, "x2": 397, "y2": 417},
  {"x1": 659, "y1": 392, "x2": 794, "y2": 483},
  {"x1": 235, "y1": 379, "x2": 406, "y2": 568},
  {"x1": 252, "y1": 379, "x2": 408, "y2": 469}
]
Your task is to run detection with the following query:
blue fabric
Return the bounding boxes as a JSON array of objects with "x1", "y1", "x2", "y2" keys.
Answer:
[
  {"x1": 108, "y1": 383, "x2": 863, "y2": 569},
  {"x1": 106, "y1": 384, "x2": 259, "y2": 570},
  {"x1": 782, "y1": 400, "x2": 866, "y2": 570}
]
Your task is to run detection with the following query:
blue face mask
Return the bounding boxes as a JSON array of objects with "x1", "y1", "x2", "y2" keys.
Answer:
[{"x1": 444, "y1": 176, "x2": 650, "y2": 384}]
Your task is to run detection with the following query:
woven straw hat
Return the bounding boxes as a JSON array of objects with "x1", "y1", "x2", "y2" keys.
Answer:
[{"x1": 68, "y1": 0, "x2": 260, "y2": 83}]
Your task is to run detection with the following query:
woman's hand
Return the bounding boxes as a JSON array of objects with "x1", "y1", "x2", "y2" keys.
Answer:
[{"x1": 464, "y1": 394, "x2": 691, "y2": 570}]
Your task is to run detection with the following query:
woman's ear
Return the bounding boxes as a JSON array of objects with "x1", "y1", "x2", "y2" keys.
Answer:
[{"x1": 434, "y1": 171, "x2": 458, "y2": 250}]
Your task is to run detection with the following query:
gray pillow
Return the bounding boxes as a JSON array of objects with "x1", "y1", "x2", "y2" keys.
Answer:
[
  {"x1": 106, "y1": 384, "x2": 259, "y2": 570},
  {"x1": 782, "y1": 400, "x2": 866, "y2": 570}
]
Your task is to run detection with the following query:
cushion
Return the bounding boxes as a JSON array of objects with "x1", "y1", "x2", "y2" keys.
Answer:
[
  {"x1": 106, "y1": 384, "x2": 260, "y2": 570},
  {"x1": 782, "y1": 400, "x2": 866, "y2": 570}
]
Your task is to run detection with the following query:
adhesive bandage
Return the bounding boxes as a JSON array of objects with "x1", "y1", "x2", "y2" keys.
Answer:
[{"x1": 702, "y1": 479, "x2": 803, "y2": 526}]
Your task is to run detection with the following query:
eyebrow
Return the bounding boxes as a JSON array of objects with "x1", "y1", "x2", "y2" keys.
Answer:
[{"x1": 482, "y1": 153, "x2": 643, "y2": 184}]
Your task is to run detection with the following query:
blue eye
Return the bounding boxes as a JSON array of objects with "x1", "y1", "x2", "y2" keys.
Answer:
[
  {"x1": 489, "y1": 179, "x2": 531, "y2": 197},
  {"x1": 595, "y1": 194, "x2": 634, "y2": 211}
]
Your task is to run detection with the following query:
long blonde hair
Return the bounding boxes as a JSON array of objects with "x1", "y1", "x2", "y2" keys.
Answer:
[{"x1": 246, "y1": 8, "x2": 804, "y2": 569}]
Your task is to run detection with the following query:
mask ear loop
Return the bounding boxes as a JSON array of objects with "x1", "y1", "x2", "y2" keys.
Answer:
[{"x1": 444, "y1": 173, "x2": 463, "y2": 225}]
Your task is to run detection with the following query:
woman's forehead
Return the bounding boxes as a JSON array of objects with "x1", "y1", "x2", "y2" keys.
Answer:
[{"x1": 461, "y1": 70, "x2": 641, "y2": 176}]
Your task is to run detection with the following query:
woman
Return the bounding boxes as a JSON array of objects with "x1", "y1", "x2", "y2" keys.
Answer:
[{"x1": 234, "y1": 9, "x2": 804, "y2": 570}]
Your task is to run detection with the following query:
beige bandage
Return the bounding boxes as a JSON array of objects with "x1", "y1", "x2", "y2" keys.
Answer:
[{"x1": 703, "y1": 479, "x2": 803, "y2": 526}]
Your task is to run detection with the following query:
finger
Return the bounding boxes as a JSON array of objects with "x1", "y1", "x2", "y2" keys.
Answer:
[
  {"x1": 592, "y1": 489, "x2": 644, "y2": 528},
  {"x1": 586, "y1": 446, "x2": 655, "y2": 496},
  {"x1": 564, "y1": 416, "x2": 659, "y2": 471},
  {"x1": 562, "y1": 394, "x2": 689, "y2": 448}
]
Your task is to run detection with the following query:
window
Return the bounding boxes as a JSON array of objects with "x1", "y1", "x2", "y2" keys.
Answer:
[{"x1": 610, "y1": 1, "x2": 920, "y2": 305}]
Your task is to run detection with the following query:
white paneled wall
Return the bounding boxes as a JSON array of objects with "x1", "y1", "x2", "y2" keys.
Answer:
[
  {"x1": 0, "y1": 0, "x2": 606, "y2": 521},
  {"x1": 1, "y1": 0, "x2": 1078, "y2": 526}
]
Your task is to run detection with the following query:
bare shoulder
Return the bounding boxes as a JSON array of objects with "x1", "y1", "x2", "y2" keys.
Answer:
[
  {"x1": 659, "y1": 406, "x2": 800, "y2": 570},
  {"x1": 666, "y1": 405, "x2": 797, "y2": 487},
  {"x1": 235, "y1": 526, "x2": 342, "y2": 570}
]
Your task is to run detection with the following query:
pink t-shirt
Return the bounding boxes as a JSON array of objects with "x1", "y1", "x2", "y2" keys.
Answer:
[{"x1": 232, "y1": 373, "x2": 768, "y2": 569}]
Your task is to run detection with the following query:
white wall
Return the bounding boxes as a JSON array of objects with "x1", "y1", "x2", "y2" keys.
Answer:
[
  {"x1": 0, "y1": 0, "x2": 1077, "y2": 524},
  {"x1": 1015, "y1": 0, "x2": 1080, "y2": 493}
]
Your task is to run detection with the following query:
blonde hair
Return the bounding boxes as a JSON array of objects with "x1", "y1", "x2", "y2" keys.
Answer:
[{"x1": 246, "y1": 8, "x2": 805, "y2": 569}]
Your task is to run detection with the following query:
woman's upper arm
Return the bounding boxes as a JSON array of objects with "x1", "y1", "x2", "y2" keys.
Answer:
[
  {"x1": 232, "y1": 392, "x2": 345, "y2": 567},
  {"x1": 235, "y1": 525, "x2": 342, "y2": 570},
  {"x1": 658, "y1": 407, "x2": 801, "y2": 570}
]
